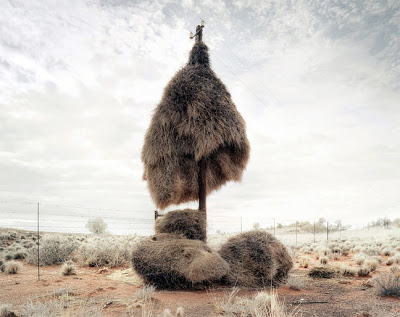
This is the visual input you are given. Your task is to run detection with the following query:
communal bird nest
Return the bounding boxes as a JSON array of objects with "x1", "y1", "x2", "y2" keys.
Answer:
[
  {"x1": 142, "y1": 41, "x2": 250, "y2": 210},
  {"x1": 132, "y1": 234, "x2": 229, "y2": 289},
  {"x1": 218, "y1": 230, "x2": 293, "y2": 287},
  {"x1": 155, "y1": 209, "x2": 206, "y2": 241}
]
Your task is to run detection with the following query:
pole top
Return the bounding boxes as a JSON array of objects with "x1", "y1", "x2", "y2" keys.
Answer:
[{"x1": 190, "y1": 20, "x2": 205, "y2": 42}]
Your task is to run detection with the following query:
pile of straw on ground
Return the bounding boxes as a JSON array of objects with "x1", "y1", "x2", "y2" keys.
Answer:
[
  {"x1": 155, "y1": 209, "x2": 206, "y2": 241},
  {"x1": 132, "y1": 233, "x2": 229, "y2": 289},
  {"x1": 219, "y1": 230, "x2": 293, "y2": 287}
]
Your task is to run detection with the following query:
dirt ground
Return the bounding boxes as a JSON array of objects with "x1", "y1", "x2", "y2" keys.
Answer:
[{"x1": 1, "y1": 257, "x2": 399, "y2": 317}]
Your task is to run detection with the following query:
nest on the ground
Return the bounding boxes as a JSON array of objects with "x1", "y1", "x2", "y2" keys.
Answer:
[
  {"x1": 155, "y1": 209, "x2": 206, "y2": 241},
  {"x1": 142, "y1": 41, "x2": 250, "y2": 210},
  {"x1": 308, "y1": 266, "x2": 336, "y2": 278},
  {"x1": 132, "y1": 233, "x2": 229, "y2": 289},
  {"x1": 218, "y1": 230, "x2": 293, "y2": 287}
]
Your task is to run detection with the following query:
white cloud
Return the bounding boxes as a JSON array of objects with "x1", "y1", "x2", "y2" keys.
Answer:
[{"x1": 0, "y1": 0, "x2": 399, "y2": 231}]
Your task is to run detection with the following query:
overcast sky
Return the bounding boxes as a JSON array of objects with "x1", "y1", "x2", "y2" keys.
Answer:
[{"x1": 0, "y1": 0, "x2": 399, "y2": 229}]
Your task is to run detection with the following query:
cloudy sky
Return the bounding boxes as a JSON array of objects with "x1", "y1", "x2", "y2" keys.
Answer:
[{"x1": 0, "y1": 0, "x2": 399, "y2": 231}]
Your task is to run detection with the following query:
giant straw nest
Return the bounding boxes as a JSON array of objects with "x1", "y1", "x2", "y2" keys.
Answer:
[
  {"x1": 142, "y1": 42, "x2": 250, "y2": 209},
  {"x1": 132, "y1": 233, "x2": 229, "y2": 289},
  {"x1": 155, "y1": 209, "x2": 206, "y2": 241},
  {"x1": 218, "y1": 230, "x2": 293, "y2": 287}
]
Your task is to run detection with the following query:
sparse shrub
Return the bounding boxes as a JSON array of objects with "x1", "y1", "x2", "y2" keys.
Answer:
[
  {"x1": 335, "y1": 264, "x2": 356, "y2": 277},
  {"x1": 210, "y1": 288, "x2": 294, "y2": 316},
  {"x1": 4, "y1": 261, "x2": 22, "y2": 274},
  {"x1": 299, "y1": 257, "x2": 310, "y2": 268},
  {"x1": 0, "y1": 304, "x2": 17, "y2": 317},
  {"x1": 60, "y1": 260, "x2": 77, "y2": 276},
  {"x1": 286, "y1": 275, "x2": 304, "y2": 290},
  {"x1": 390, "y1": 265, "x2": 400, "y2": 278},
  {"x1": 358, "y1": 266, "x2": 371, "y2": 276},
  {"x1": 373, "y1": 273, "x2": 400, "y2": 297},
  {"x1": 86, "y1": 217, "x2": 108, "y2": 235},
  {"x1": 353, "y1": 254, "x2": 366, "y2": 265},
  {"x1": 13, "y1": 251, "x2": 27, "y2": 260},
  {"x1": 79, "y1": 236, "x2": 136, "y2": 268},
  {"x1": 135, "y1": 285, "x2": 156, "y2": 301},
  {"x1": 364, "y1": 259, "x2": 379, "y2": 272},
  {"x1": 308, "y1": 266, "x2": 336, "y2": 278},
  {"x1": 333, "y1": 253, "x2": 341, "y2": 260},
  {"x1": 319, "y1": 256, "x2": 329, "y2": 265},
  {"x1": 382, "y1": 248, "x2": 393, "y2": 256},
  {"x1": 4, "y1": 253, "x2": 13, "y2": 261},
  {"x1": 386, "y1": 254, "x2": 400, "y2": 266},
  {"x1": 26, "y1": 235, "x2": 78, "y2": 266}
]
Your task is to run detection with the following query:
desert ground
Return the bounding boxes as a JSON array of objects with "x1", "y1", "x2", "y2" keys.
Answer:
[{"x1": 1, "y1": 227, "x2": 399, "y2": 316}]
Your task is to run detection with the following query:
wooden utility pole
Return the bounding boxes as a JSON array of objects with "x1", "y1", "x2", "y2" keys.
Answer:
[{"x1": 191, "y1": 20, "x2": 207, "y2": 239}]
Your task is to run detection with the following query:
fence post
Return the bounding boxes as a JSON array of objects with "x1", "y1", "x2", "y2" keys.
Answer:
[
  {"x1": 273, "y1": 218, "x2": 275, "y2": 237},
  {"x1": 37, "y1": 202, "x2": 40, "y2": 281},
  {"x1": 326, "y1": 221, "x2": 329, "y2": 241},
  {"x1": 313, "y1": 221, "x2": 316, "y2": 243}
]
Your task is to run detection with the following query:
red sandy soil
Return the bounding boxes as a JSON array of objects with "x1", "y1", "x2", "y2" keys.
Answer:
[{"x1": 1, "y1": 255, "x2": 399, "y2": 317}]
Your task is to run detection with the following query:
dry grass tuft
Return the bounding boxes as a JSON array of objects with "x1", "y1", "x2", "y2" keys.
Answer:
[
  {"x1": 219, "y1": 230, "x2": 292, "y2": 287},
  {"x1": 308, "y1": 266, "x2": 336, "y2": 279},
  {"x1": 358, "y1": 266, "x2": 371, "y2": 276},
  {"x1": 299, "y1": 257, "x2": 310, "y2": 268},
  {"x1": 0, "y1": 304, "x2": 17, "y2": 317},
  {"x1": 373, "y1": 273, "x2": 400, "y2": 297},
  {"x1": 319, "y1": 256, "x2": 329, "y2": 265},
  {"x1": 209, "y1": 287, "x2": 297, "y2": 316},
  {"x1": 286, "y1": 275, "x2": 304, "y2": 290},
  {"x1": 3, "y1": 261, "x2": 22, "y2": 274},
  {"x1": 135, "y1": 285, "x2": 156, "y2": 302},
  {"x1": 60, "y1": 260, "x2": 77, "y2": 276}
]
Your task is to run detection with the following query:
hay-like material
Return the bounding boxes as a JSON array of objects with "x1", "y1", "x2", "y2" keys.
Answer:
[
  {"x1": 142, "y1": 42, "x2": 250, "y2": 209},
  {"x1": 155, "y1": 209, "x2": 206, "y2": 241},
  {"x1": 218, "y1": 230, "x2": 293, "y2": 287},
  {"x1": 308, "y1": 266, "x2": 336, "y2": 279},
  {"x1": 132, "y1": 234, "x2": 229, "y2": 289}
]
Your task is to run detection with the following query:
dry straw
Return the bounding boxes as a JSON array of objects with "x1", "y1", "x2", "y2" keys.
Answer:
[
  {"x1": 218, "y1": 230, "x2": 293, "y2": 287},
  {"x1": 142, "y1": 41, "x2": 250, "y2": 209},
  {"x1": 132, "y1": 233, "x2": 229, "y2": 289},
  {"x1": 155, "y1": 209, "x2": 206, "y2": 241}
]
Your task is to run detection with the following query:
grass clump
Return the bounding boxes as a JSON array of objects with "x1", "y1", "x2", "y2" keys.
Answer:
[
  {"x1": 26, "y1": 235, "x2": 78, "y2": 266},
  {"x1": 60, "y1": 260, "x2": 77, "y2": 276},
  {"x1": 308, "y1": 266, "x2": 336, "y2": 279},
  {"x1": 335, "y1": 264, "x2": 357, "y2": 277},
  {"x1": 3, "y1": 261, "x2": 22, "y2": 274},
  {"x1": 79, "y1": 236, "x2": 136, "y2": 268},
  {"x1": 299, "y1": 257, "x2": 310, "y2": 268},
  {"x1": 210, "y1": 288, "x2": 296, "y2": 316},
  {"x1": 358, "y1": 266, "x2": 371, "y2": 276},
  {"x1": 319, "y1": 256, "x2": 329, "y2": 265},
  {"x1": 135, "y1": 285, "x2": 156, "y2": 302},
  {"x1": 373, "y1": 273, "x2": 400, "y2": 297},
  {"x1": 386, "y1": 254, "x2": 400, "y2": 266},
  {"x1": 286, "y1": 275, "x2": 304, "y2": 290},
  {"x1": 0, "y1": 304, "x2": 17, "y2": 317}
]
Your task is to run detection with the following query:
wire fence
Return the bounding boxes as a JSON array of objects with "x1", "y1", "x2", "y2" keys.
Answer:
[{"x1": 1, "y1": 200, "x2": 395, "y2": 247}]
